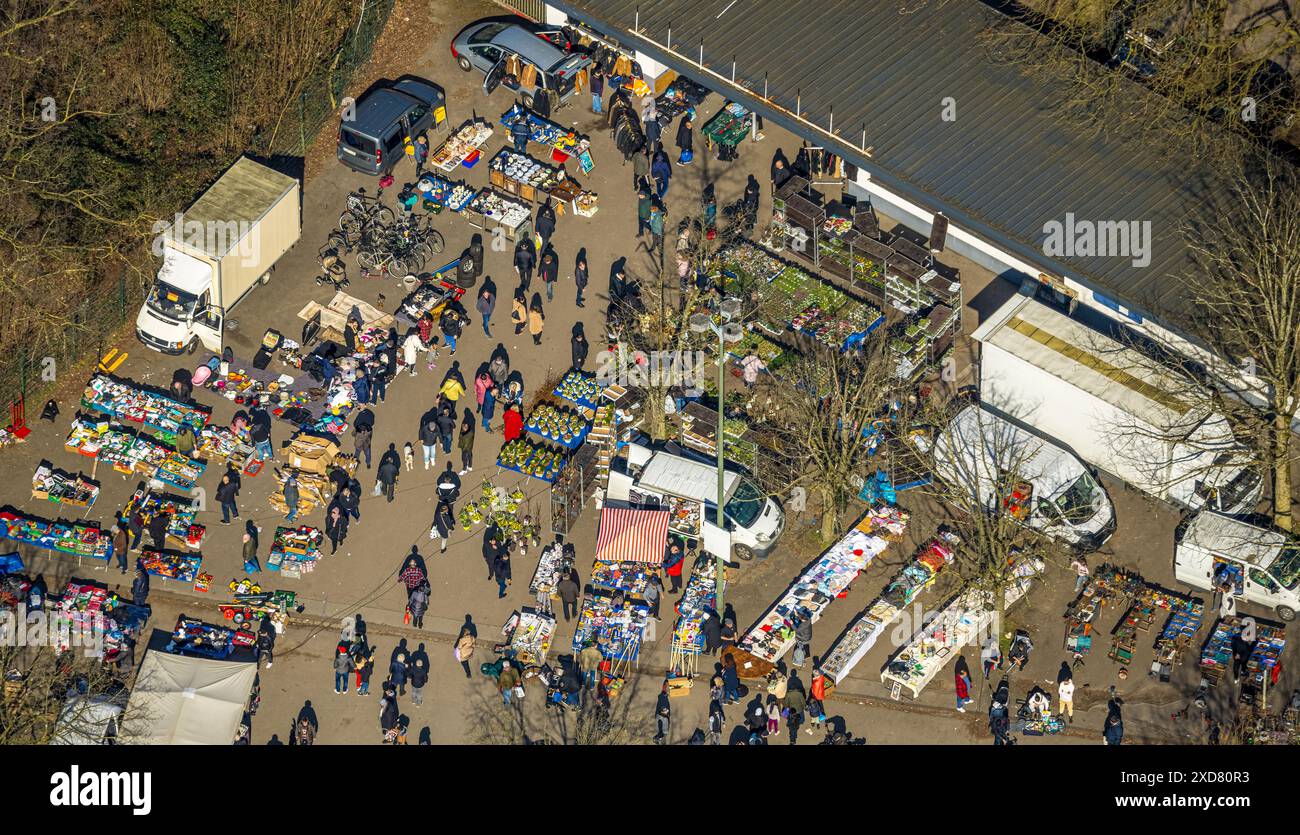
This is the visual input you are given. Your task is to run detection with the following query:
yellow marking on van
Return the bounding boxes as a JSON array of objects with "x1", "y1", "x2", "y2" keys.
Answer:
[{"x1": 98, "y1": 348, "x2": 128, "y2": 373}]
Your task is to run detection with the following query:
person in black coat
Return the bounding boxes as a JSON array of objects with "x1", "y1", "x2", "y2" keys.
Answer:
[
  {"x1": 343, "y1": 478, "x2": 362, "y2": 523},
  {"x1": 539, "y1": 250, "x2": 559, "y2": 302},
  {"x1": 216, "y1": 473, "x2": 240, "y2": 525},
  {"x1": 535, "y1": 200, "x2": 557, "y2": 253},
  {"x1": 574, "y1": 249, "x2": 589, "y2": 307},
  {"x1": 493, "y1": 553, "x2": 512, "y2": 599},
  {"x1": 130, "y1": 566, "x2": 150, "y2": 606},
  {"x1": 483, "y1": 530, "x2": 505, "y2": 581},
  {"x1": 377, "y1": 443, "x2": 401, "y2": 503},
  {"x1": 430, "y1": 498, "x2": 455, "y2": 554},
  {"x1": 514, "y1": 239, "x2": 535, "y2": 290},
  {"x1": 571, "y1": 323, "x2": 589, "y2": 370},
  {"x1": 675, "y1": 115, "x2": 693, "y2": 164},
  {"x1": 325, "y1": 501, "x2": 349, "y2": 554},
  {"x1": 147, "y1": 512, "x2": 169, "y2": 549}
]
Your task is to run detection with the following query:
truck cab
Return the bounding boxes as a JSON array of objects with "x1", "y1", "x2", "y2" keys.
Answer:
[
  {"x1": 606, "y1": 440, "x2": 783, "y2": 563},
  {"x1": 922, "y1": 404, "x2": 1116, "y2": 551},
  {"x1": 1175, "y1": 511, "x2": 1300, "y2": 621},
  {"x1": 136, "y1": 247, "x2": 224, "y2": 354}
]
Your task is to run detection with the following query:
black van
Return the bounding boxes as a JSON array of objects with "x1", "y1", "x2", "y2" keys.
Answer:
[{"x1": 337, "y1": 79, "x2": 446, "y2": 175}]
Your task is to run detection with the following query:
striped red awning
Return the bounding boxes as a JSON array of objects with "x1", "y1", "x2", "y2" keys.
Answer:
[{"x1": 594, "y1": 507, "x2": 671, "y2": 564}]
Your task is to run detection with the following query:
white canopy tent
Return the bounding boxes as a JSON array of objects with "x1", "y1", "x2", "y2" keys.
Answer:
[{"x1": 119, "y1": 650, "x2": 257, "y2": 745}]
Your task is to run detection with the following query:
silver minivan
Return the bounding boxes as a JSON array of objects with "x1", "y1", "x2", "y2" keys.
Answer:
[{"x1": 451, "y1": 19, "x2": 592, "y2": 110}]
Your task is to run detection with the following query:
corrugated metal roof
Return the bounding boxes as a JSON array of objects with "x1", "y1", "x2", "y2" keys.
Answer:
[{"x1": 552, "y1": 0, "x2": 1224, "y2": 322}]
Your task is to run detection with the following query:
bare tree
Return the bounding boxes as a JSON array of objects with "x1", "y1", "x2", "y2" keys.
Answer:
[
  {"x1": 0, "y1": 643, "x2": 134, "y2": 745},
  {"x1": 768, "y1": 338, "x2": 904, "y2": 543},
  {"x1": 464, "y1": 678, "x2": 653, "y2": 745}
]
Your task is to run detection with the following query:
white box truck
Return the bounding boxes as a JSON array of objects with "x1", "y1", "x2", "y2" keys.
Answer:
[
  {"x1": 974, "y1": 290, "x2": 1262, "y2": 515},
  {"x1": 136, "y1": 157, "x2": 301, "y2": 355},
  {"x1": 917, "y1": 402, "x2": 1116, "y2": 550},
  {"x1": 605, "y1": 440, "x2": 784, "y2": 563},
  {"x1": 1176, "y1": 511, "x2": 1300, "y2": 621}
]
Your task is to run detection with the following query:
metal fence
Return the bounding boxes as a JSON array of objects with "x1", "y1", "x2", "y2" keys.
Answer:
[
  {"x1": 494, "y1": 0, "x2": 546, "y2": 22},
  {"x1": 253, "y1": 0, "x2": 397, "y2": 157}
]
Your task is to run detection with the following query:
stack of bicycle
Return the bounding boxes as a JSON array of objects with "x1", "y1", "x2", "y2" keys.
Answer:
[{"x1": 317, "y1": 187, "x2": 447, "y2": 285}]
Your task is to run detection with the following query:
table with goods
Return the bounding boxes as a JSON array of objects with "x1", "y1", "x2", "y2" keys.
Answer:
[
  {"x1": 415, "y1": 172, "x2": 476, "y2": 213},
  {"x1": 197, "y1": 425, "x2": 255, "y2": 470},
  {"x1": 500, "y1": 104, "x2": 595, "y2": 172},
  {"x1": 504, "y1": 607, "x2": 555, "y2": 666},
  {"x1": 430, "y1": 119, "x2": 493, "y2": 172},
  {"x1": 488, "y1": 149, "x2": 567, "y2": 203},
  {"x1": 670, "y1": 554, "x2": 721, "y2": 675},
  {"x1": 728, "y1": 511, "x2": 897, "y2": 677},
  {"x1": 136, "y1": 546, "x2": 203, "y2": 582},
  {"x1": 31, "y1": 463, "x2": 99, "y2": 509},
  {"x1": 121, "y1": 486, "x2": 206, "y2": 550},
  {"x1": 701, "y1": 101, "x2": 753, "y2": 148},
  {"x1": 1200, "y1": 616, "x2": 1286, "y2": 705},
  {"x1": 396, "y1": 275, "x2": 465, "y2": 329},
  {"x1": 589, "y1": 559, "x2": 656, "y2": 597},
  {"x1": 881, "y1": 557, "x2": 1044, "y2": 699},
  {"x1": 81, "y1": 373, "x2": 211, "y2": 439},
  {"x1": 530, "y1": 540, "x2": 577, "y2": 597},
  {"x1": 571, "y1": 589, "x2": 650, "y2": 673},
  {"x1": 52, "y1": 580, "x2": 150, "y2": 662},
  {"x1": 266, "y1": 525, "x2": 326, "y2": 578},
  {"x1": 165, "y1": 614, "x2": 255, "y2": 660},
  {"x1": 64, "y1": 417, "x2": 207, "y2": 490},
  {"x1": 524, "y1": 400, "x2": 593, "y2": 450},
  {"x1": 0, "y1": 510, "x2": 113, "y2": 561},
  {"x1": 466, "y1": 187, "x2": 533, "y2": 242}
]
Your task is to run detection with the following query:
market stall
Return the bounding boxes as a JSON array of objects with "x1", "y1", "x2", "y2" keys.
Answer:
[
  {"x1": 396, "y1": 273, "x2": 467, "y2": 329},
  {"x1": 266, "y1": 525, "x2": 326, "y2": 578},
  {"x1": 727, "y1": 510, "x2": 897, "y2": 678},
  {"x1": 31, "y1": 463, "x2": 99, "y2": 509},
  {"x1": 488, "y1": 148, "x2": 567, "y2": 203},
  {"x1": 415, "y1": 172, "x2": 476, "y2": 213},
  {"x1": 119, "y1": 647, "x2": 258, "y2": 744},
  {"x1": 429, "y1": 118, "x2": 493, "y2": 172},
  {"x1": 121, "y1": 486, "x2": 205, "y2": 550},
  {"x1": 503, "y1": 607, "x2": 555, "y2": 666},
  {"x1": 881, "y1": 557, "x2": 1044, "y2": 699},
  {"x1": 466, "y1": 187, "x2": 533, "y2": 243},
  {"x1": 64, "y1": 417, "x2": 207, "y2": 489},
  {"x1": 196, "y1": 425, "x2": 255, "y2": 471},
  {"x1": 500, "y1": 104, "x2": 595, "y2": 173},
  {"x1": 701, "y1": 101, "x2": 753, "y2": 153},
  {"x1": 1200, "y1": 616, "x2": 1286, "y2": 707},
  {"x1": 80, "y1": 373, "x2": 211, "y2": 439},
  {"x1": 524, "y1": 400, "x2": 593, "y2": 450},
  {"x1": 572, "y1": 590, "x2": 650, "y2": 676},
  {"x1": 137, "y1": 547, "x2": 203, "y2": 583},
  {"x1": 0, "y1": 510, "x2": 113, "y2": 562},
  {"x1": 593, "y1": 506, "x2": 670, "y2": 567},
  {"x1": 529, "y1": 540, "x2": 577, "y2": 598},
  {"x1": 51, "y1": 579, "x2": 150, "y2": 662},
  {"x1": 669, "y1": 553, "x2": 720, "y2": 677},
  {"x1": 497, "y1": 436, "x2": 567, "y2": 483},
  {"x1": 552, "y1": 368, "x2": 604, "y2": 410}
]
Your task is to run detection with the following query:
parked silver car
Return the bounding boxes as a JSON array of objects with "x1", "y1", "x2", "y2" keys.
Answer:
[{"x1": 450, "y1": 19, "x2": 591, "y2": 109}]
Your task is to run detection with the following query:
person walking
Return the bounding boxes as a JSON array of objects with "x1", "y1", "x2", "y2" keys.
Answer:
[
  {"x1": 408, "y1": 645, "x2": 429, "y2": 705},
  {"x1": 389, "y1": 651, "x2": 409, "y2": 697},
  {"x1": 216, "y1": 473, "x2": 240, "y2": 525},
  {"x1": 539, "y1": 250, "x2": 559, "y2": 302},
  {"x1": 980, "y1": 635, "x2": 1001, "y2": 679},
  {"x1": 1104, "y1": 713, "x2": 1124, "y2": 745},
  {"x1": 651, "y1": 147, "x2": 673, "y2": 200},
  {"x1": 439, "y1": 305, "x2": 464, "y2": 357},
  {"x1": 784, "y1": 676, "x2": 806, "y2": 744},
  {"x1": 527, "y1": 293, "x2": 545, "y2": 346},
  {"x1": 792, "y1": 615, "x2": 812, "y2": 669},
  {"x1": 377, "y1": 443, "x2": 400, "y2": 503},
  {"x1": 806, "y1": 667, "x2": 827, "y2": 735},
  {"x1": 590, "y1": 65, "x2": 604, "y2": 114},
  {"x1": 439, "y1": 362, "x2": 466, "y2": 405},
  {"x1": 130, "y1": 566, "x2": 150, "y2": 607},
  {"x1": 1058, "y1": 676, "x2": 1075, "y2": 723},
  {"x1": 127, "y1": 510, "x2": 145, "y2": 552},
  {"x1": 535, "y1": 200, "x2": 557, "y2": 255},
  {"x1": 675, "y1": 114, "x2": 694, "y2": 164},
  {"x1": 578, "y1": 640, "x2": 603, "y2": 690},
  {"x1": 429, "y1": 498, "x2": 455, "y2": 554},
  {"x1": 242, "y1": 532, "x2": 261, "y2": 574},
  {"x1": 557, "y1": 571, "x2": 580, "y2": 622},
  {"x1": 663, "y1": 540, "x2": 685, "y2": 592},
  {"x1": 455, "y1": 625, "x2": 475, "y2": 679},
  {"x1": 482, "y1": 530, "x2": 504, "y2": 581},
  {"x1": 708, "y1": 698, "x2": 726, "y2": 745},
  {"x1": 636, "y1": 183, "x2": 652, "y2": 237},
  {"x1": 295, "y1": 716, "x2": 316, "y2": 746},
  {"x1": 419, "y1": 411, "x2": 440, "y2": 470},
  {"x1": 436, "y1": 403, "x2": 457, "y2": 456},
  {"x1": 111, "y1": 525, "x2": 129, "y2": 574},
  {"x1": 476, "y1": 285, "x2": 496, "y2": 338},
  {"x1": 457, "y1": 409, "x2": 475, "y2": 474},
  {"x1": 721, "y1": 653, "x2": 741, "y2": 703},
  {"x1": 436, "y1": 460, "x2": 461, "y2": 505},
  {"x1": 493, "y1": 551, "x2": 512, "y2": 599},
  {"x1": 574, "y1": 250, "x2": 589, "y2": 307},
  {"x1": 474, "y1": 368, "x2": 492, "y2": 414},
  {"x1": 954, "y1": 656, "x2": 973, "y2": 712},
  {"x1": 324, "y1": 501, "x2": 349, "y2": 555},
  {"x1": 481, "y1": 384, "x2": 497, "y2": 433},
  {"x1": 352, "y1": 419, "x2": 373, "y2": 471},
  {"x1": 1070, "y1": 556, "x2": 1090, "y2": 594},
  {"x1": 511, "y1": 289, "x2": 528, "y2": 336},
  {"x1": 654, "y1": 681, "x2": 672, "y2": 744},
  {"x1": 147, "y1": 511, "x2": 168, "y2": 550},
  {"x1": 333, "y1": 646, "x2": 354, "y2": 694},
  {"x1": 647, "y1": 202, "x2": 665, "y2": 256},
  {"x1": 514, "y1": 239, "x2": 535, "y2": 290},
  {"x1": 571, "y1": 324, "x2": 589, "y2": 370},
  {"x1": 379, "y1": 689, "x2": 401, "y2": 742},
  {"x1": 356, "y1": 644, "x2": 375, "y2": 695}
]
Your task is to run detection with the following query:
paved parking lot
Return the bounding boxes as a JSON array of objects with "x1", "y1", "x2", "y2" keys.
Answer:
[{"x1": 3, "y1": 0, "x2": 1294, "y2": 744}]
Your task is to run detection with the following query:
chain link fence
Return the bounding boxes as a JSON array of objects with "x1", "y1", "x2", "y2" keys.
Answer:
[{"x1": 253, "y1": 0, "x2": 397, "y2": 157}]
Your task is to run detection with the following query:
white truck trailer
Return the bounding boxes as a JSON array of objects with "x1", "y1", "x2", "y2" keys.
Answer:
[
  {"x1": 136, "y1": 157, "x2": 300, "y2": 355},
  {"x1": 973, "y1": 289, "x2": 1262, "y2": 514}
]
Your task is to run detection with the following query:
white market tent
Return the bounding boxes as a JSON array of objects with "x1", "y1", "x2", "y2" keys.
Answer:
[{"x1": 119, "y1": 650, "x2": 257, "y2": 744}]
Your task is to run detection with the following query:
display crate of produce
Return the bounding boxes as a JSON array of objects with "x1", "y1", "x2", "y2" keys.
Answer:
[
  {"x1": 496, "y1": 437, "x2": 566, "y2": 483},
  {"x1": 525, "y1": 401, "x2": 593, "y2": 450},
  {"x1": 552, "y1": 369, "x2": 602, "y2": 409}
]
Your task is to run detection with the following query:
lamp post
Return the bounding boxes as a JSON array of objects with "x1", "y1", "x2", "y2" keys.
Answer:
[{"x1": 689, "y1": 298, "x2": 743, "y2": 614}]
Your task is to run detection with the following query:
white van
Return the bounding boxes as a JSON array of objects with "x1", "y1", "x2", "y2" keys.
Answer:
[
  {"x1": 918, "y1": 403, "x2": 1116, "y2": 550},
  {"x1": 606, "y1": 441, "x2": 783, "y2": 563},
  {"x1": 1175, "y1": 511, "x2": 1300, "y2": 621}
]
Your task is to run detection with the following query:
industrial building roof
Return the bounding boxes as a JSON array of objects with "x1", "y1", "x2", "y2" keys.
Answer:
[{"x1": 549, "y1": 0, "x2": 1224, "y2": 322}]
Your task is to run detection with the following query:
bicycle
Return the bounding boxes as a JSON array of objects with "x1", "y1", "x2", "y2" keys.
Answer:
[
  {"x1": 357, "y1": 247, "x2": 420, "y2": 279},
  {"x1": 339, "y1": 187, "x2": 395, "y2": 235}
]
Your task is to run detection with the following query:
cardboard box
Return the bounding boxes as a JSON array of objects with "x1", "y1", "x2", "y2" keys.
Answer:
[{"x1": 282, "y1": 435, "x2": 340, "y2": 475}]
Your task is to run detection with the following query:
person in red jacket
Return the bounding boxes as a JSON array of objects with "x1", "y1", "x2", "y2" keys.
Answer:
[
  {"x1": 663, "y1": 539, "x2": 686, "y2": 592},
  {"x1": 502, "y1": 403, "x2": 524, "y2": 442}
]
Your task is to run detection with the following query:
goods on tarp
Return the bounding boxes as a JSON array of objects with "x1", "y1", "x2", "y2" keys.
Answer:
[
  {"x1": 121, "y1": 487, "x2": 205, "y2": 550},
  {"x1": 166, "y1": 615, "x2": 255, "y2": 659},
  {"x1": 267, "y1": 525, "x2": 326, "y2": 575},
  {"x1": 52, "y1": 580, "x2": 149, "y2": 661}
]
